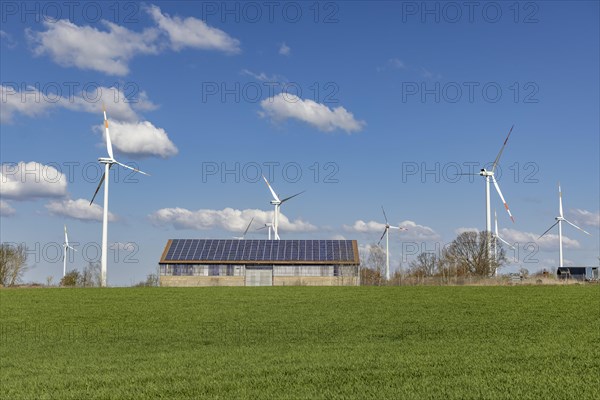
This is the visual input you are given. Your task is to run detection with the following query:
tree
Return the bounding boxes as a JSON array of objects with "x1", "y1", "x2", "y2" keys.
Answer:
[
  {"x1": 60, "y1": 270, "x2": 80, "y2": 287},
  {"x1": 360, "y1": 244, "x2": 386, "y2": 285},
  {"x1": 134, "y1": 273, "x2": 159, "y2": 287},
  {"x1": 443, "y1": 231, "x2": 506, "y2": 277},
  {"x1": 79, "y1": 262, "x2": 101, "y2": 287},
  {"x1": 407, "y1": 252, "x2": 439, "y2": 279},
  {"x1": 0, "y1": 243, "x2": 28, "y2": 287},
  {"x1": 518, "y1": 267, "x2": 529, "y2": 279}
]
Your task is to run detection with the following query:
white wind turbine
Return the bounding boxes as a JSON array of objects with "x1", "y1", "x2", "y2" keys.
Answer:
[
  {"x1": 233, "y1": 218, "x2": 254, "y2": 240},
  {"x1": 90, "y1": 105, "x2": 149, "y2": 287},
  {"x1": 479, "y1": 126, "x2": 516, "y2": 234},
  {"x1": 262, "y1": 175, "x2": 304, "y2": 240},
  {"x1": 377, "y1": 207, "x2": 407, "y2": 281},
  {"x1": 257, "y1": 222, "x2": 274, "y2": 240},
  {"x1": 539, "y1": 183, "x2": 590, "y2": 268},
  {"x1": 493, "y1": 210, "x2": 515, "y2": 276},
  {"x1": 62, "y1": 225, "x2": 77, "y2": 277}
]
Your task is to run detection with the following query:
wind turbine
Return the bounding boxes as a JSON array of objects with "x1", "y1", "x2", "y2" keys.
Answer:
[
  {"x1": 257, "y1": 222, "x2": 274, "y2": 240},
  {"x1": 479, "y1": 125, "x2": 516, "y2": 234},
  {"x1": 233, "y1": 218, "x2": 254, "y2": 240},
  {"x1": 90, "y1": 105, "x2": 149, "y2": 287},
  {"x1": 539, "y1": 183, "x2": 590, "y2": 268},
  {"x1": 262, "y1": 175, "x2": 304, "y2": 240},
  {"x1": 493, "y1": 210, "x2": 515, "y2": 276},
  {"x1": 62, "y1": 225, "x2": 77, "y2": 277},
  {"x1": 377, "y1": 207, "x2": 407, "y2": 281}
]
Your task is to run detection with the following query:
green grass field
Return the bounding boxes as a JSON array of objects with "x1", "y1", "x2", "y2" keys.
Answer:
[{"x1": 1, "y1": 286, "x2": 598, "y2": 399}]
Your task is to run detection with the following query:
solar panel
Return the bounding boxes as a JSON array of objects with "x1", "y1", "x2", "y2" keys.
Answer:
[{"x1": 161, "y1": 239, "x2": 358, "y2": 264}]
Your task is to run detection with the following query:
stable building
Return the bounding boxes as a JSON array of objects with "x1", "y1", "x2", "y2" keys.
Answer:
[{"x1": 159, "y1": 239, "x2": 360, "y2": 286}]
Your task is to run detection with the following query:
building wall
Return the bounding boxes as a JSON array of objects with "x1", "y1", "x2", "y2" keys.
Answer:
[
  {"x1": 274, "y1": 276, "x2": 358, "y2": 286},
  {"x1": 160, "y1": 276, "x2": 244, "y2": 287},
  {"x1": 159, "y1": 263, "x2": 359, "y2": 286}
]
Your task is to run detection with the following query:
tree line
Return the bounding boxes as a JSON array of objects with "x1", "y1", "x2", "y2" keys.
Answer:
[
  {"x1": 0, "y1": 243, "x2": 158, "y2": 287},
  {"x1": 359, "y1": 231, "x2": 509, "y2": 285}
]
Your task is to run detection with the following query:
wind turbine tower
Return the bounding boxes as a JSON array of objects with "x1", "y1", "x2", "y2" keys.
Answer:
[{"x1": 90, "y1": 106, "x2": 149, "y2": 287}]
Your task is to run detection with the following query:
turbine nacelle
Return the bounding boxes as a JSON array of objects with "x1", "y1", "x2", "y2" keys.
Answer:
[
  {"x1": 98, "y1": 157, "x2": 115, "y2": 164},
  {"x1": 479, "y1": 169, "x2": 494, "y2": 177}
]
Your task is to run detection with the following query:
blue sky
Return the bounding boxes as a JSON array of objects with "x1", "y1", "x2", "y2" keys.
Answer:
[{"x1": 1, "y1": 1, "x2": 598, "y2": 285}]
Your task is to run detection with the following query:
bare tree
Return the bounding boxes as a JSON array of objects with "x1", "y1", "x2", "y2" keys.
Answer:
[
  {"x1": 79, "y1": 262, "x2": 101, "y2": 287},
  {"x1": 407, "y1": 252, "x2": 439, "y2": 279},
  {"x1": 0, "y1": 243, "x2": 28, "y2": 287},
  {"x1": 360, "y1": 244, "x2": 386, "y2": 285},
  {"x1": 443, "y1": 231, "x2": 506, "y2": 277}
]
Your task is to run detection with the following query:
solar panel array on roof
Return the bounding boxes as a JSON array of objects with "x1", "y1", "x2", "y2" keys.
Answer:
[{"x1": 160, "y1": 239, "x2": 358, "y2": 264}]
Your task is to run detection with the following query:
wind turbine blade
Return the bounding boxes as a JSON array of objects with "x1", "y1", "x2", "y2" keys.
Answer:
[
  {"x1": 381, "y1": 206, "x2": 389, "y2": 224},
  {"x1": 494, "y1": 210, "x2": 499, "y2": 236},
  {"x1": 90, "y1": 172, "x2": 106, "y2": 205},
  {"x1": 539, "y1": 221, "x2": 559, "y2": 239},
  {"x1": 262, "y1": 175, "x2": 280, "y2": 202},
  {"x1": 64, "y1": 225, "x2": 68, "y2": 245},
  {"x1": 243, "y1": 217, "x2": 254, "y2": 238},
  {"x1": 103, "y1": 104, "x2": 114, "y2": 159},
  {"x1": 558, "y1": 183, "x2": 563, "y2": 218},
  {"x1": 495, "y1": 234, "x2": 515, "y2": 249},
  {"x1": 492, "y1": 176, "x2": 515, "y2": 222},
  {"x1": 491, "y1": 125, "x2": 514, "y2": 172},
  {"x1": 280, "y1": 190, "x2": 305, "y2": 203},
  {"x1": 563, "y1": 219, "x2": 591, "y2": 236},
  {"x1": 68, "y1": 245, "x2": 78, "y2": 252},
  {"x1": 377, "y1": 228, "x2": 387, "y2": 245},
  {"x1": 114, "y1": 160, "x2": 150, "y2": 176}
]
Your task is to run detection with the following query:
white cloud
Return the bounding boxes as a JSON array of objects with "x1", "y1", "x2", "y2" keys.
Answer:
[
  {"x1": 455, "y1": 227, "x2": 479, "y2": 235},
  {"x1": 397, "y1": 220, "x2": 440, "y2": 240},
  {"x1": 94, "y1": 120, "x2": 178, "y2": 159},
  {"x1": 569, "y1": 209, "x2": 600, "y2": 228},
  {"x1": 500, "y1": 228, "x2": 581, "y2": 251},
  {"x1": 279, "y1": 42, "x2": 291, "y2": 56},
  {"x1": 147, "y1": 5, "x2": 240, "y2": 53},
  {"x1": 1, "y1": 85, "x2": 156, "y2": 124},
  {"x1": 344, "y1": 220, "x2": 385, "y2": 233},
  {"x1": 0, "y1": 162, "x2": 67, "y2": 200},
  {"x1": 25, "y1": 7, "x2": 240, "y2": 76},
  {"x1": 377, "y1": 58, "x2": 405, "y2": 72},
  {"x1": 149, "y1": 207, "x2": 317, "y2": 233},
  {"x1": 0, "y1": 30, "x2": 17, "y2": 49},
  {"x1": 421, "y1": 67, "x2": 442, "y2": 80},
  {"x1": 260, "y1": 94, "x2": 365, "y2": 133},
  {"x1": 2, "y1": 85, "x2": 177, "y2": 159},
  {"x1": 0, "y1": 200, "x2": 16, "y2": 216},
  {"x1": 27, "y1": 20, "x2": 160, "y2": 76},
  {"x1": 240, "y1": 69, "x2": 284, "y2": 82},
  {"x1": 46, "y1": 198, "x2": 116, "y2": 222},
  {"x1": 1, "y1": 85, "x2": 56, "y2": 123},
  {"x1": 344, "y1": 219, "x2": 438, "y2": 240}
]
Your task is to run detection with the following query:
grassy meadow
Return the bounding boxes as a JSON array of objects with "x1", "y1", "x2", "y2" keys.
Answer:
[{"x1": 1, "y1": 285, "x2": 598, "y2": 399}]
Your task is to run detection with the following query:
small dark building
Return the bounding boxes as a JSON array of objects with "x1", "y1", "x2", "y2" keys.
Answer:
[{"x1": 556, "y1": 266, "x2": 599, "y2": 281}]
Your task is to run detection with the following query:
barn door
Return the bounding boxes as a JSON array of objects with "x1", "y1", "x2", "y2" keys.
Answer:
[{"x1": 245, "y1": 266, "x2": 273, "y2": 286}]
